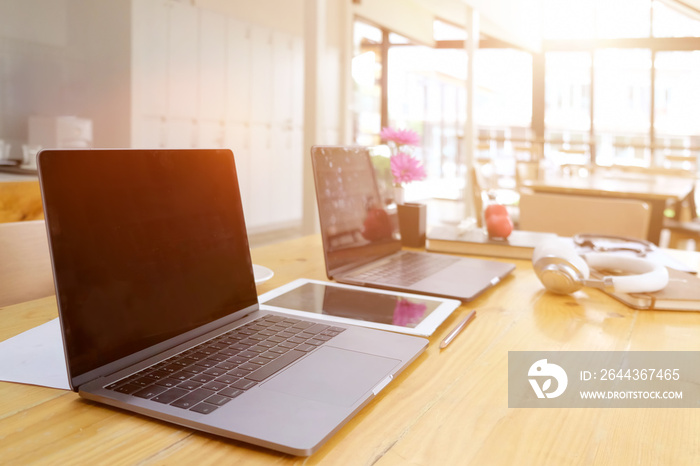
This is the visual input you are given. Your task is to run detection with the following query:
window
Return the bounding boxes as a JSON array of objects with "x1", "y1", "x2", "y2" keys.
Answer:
[
  {"x1": 540, "y1": 0, "x2": 700, "y2": 171},
  {"x1": 352, "y1": 17, "x2": 474, "y2": 198},
  {"x1": 594, "y1": 49, "x2": 652, "y2": 166},
  {"x1": 475, "y1": 49, "x2": 533, "y2": 181},
  {"x1": 352, "y1": 21, "x2": 384, "y2": 147},
  {"x1": 654, "y1": 51, "x2": 700, "y2": 167},
  {"x1": 544, "y1": 52, "x2": 591, "y2": 164},
  {"x1": 387, "y1": 44, "x2": 467, "y2": 186},
  {"x1": 594, "y1": 0, "x2": 651, "y2": 39},
  {"x1": 652, "y1": 1, "x2": 700, "y2": 38},
  {"x1": 542, "y1": 0, "x2": 596, "y2": 40},
  {"x1": 353, "y1": 0, "x2": 700, "y2": 208},
  {"x1": 542, "y1": 0, "x2": 651, "y2": 39},
  {"x1": 475, "y1": 49, "x2": 532, "y2": 129}
]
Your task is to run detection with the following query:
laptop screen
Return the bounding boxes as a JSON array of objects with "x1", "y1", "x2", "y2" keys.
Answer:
[
  {"x1": 39, "y1": 149, "x2": 258, "y2": 383},
  {"x1": 311, "y1": 146, "x2": 401, "y2": 277}
]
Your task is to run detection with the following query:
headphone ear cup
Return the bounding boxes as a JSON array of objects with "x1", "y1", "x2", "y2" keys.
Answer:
[
  {"x1": 533, "y1": 239, "x2": 590, "y2": 278},
  {"x1": 533, "y1": 238, "x2": 589, "y2": 294}
]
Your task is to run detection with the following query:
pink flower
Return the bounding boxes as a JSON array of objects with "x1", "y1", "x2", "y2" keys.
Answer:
[
  {"x1": 390, "y1": 152, "x2": 427, "y2": 185},
  {"x1": 380, "y1": 127, "x2": 420, "y2": 147}
]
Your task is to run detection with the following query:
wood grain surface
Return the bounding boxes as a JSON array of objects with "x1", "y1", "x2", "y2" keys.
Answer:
[{"x1": 1, "y1": 235, "x2": 699, "y2": 465}]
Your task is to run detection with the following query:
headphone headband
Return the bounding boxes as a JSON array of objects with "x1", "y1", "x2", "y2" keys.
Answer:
[{"x1": 583, "y1": 253, "x2": 668, "y2": 294}]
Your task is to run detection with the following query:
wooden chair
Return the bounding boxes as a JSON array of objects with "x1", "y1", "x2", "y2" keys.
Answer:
[
  {"x1": 514, "y1": 160, "x2": 540, "y2": 194},
  {"x1": 665, "y1": 218, "x2": 700, "y2": 250},
  {"x1": 664, "y1": 154, "x2": 697, "y2": 172},
  {"x1": 0, "y1": 220, "x2": 55, "y2": 307},
  {"x1": 470, "y1": 164, "x2": 487, "y2": 228},
  {"x1": 471, "y1": 163, "x2": 520, "y2": 228},
  {"x1": 664, "y1": 183, "x2": 700, "y2": 250},
  {"x1": 519, "y1": 192, "x2": 651, "y2": 240}
]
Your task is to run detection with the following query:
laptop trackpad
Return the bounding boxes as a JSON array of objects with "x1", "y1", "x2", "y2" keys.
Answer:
[{"x1": 262, "y1": 346, "x2": 400, "y2": 407}]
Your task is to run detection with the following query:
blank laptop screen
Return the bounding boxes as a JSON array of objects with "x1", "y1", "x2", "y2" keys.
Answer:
[{"x1": 39, "y1": 149, "x2": 258, "y2": 380}]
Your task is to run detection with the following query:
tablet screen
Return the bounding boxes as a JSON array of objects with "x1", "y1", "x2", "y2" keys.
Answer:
[{"x1": 263, "y1": 282, "x2": 442, "y2": 328}]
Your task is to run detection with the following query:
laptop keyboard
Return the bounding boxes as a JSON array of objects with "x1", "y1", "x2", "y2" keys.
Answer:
[
  {"x1": 348, "y1": 252, "x2": 458, "y2": 286},
  {"x1": 105, "y1": 315, "x2": 345, "y2": 415}
]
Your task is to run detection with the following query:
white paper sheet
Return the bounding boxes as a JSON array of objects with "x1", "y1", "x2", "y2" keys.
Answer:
[{"x1": 0, "y1": 318, "x2": 70, "y2": 390}]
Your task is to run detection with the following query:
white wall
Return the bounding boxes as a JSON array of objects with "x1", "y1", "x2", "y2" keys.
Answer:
[
  {"x1": 195, "y1": 0, "x2": 304, "y2": 36},
  {"x1": 194, "y1": 0, "x2": 345, "y2": 146},
  {"x1": 0, "y1": 0, "x2": 68, "y2": 46},
  {"x1": 188, "y1": 0, "x2": 348, "y2": 233},
  {"x1": 0, "y1": 0, "x2": 131, "y2": 158},
  {"x1": 70, "y1": 0, "x2": 132, "y2": 148},
  {"x1": 0, "y1": 0, "x2": 347, "y2": 233},
  {"x1": 131, "y1": 0, "x2": 314, "y2": 233}
]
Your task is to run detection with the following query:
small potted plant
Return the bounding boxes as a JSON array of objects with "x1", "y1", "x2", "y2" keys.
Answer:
[{"x1": 379, "y1": 126, "x2": 427, "y2": 247}]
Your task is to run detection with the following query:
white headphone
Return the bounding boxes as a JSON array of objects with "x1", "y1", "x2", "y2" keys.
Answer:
[{"x1": 532, "y1": 238, "x2": 669, "y2": 295}]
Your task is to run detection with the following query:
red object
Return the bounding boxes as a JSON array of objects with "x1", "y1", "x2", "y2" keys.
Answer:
[
  {"x1": 485, "y1": 204, "x2": 513, "y2": 239},
  {"x1": 484, "y1": 204, "x2": 509, "y2": 221},
  {"x1": 362, "y1": 207, "x2": 393, "y2": 241}
]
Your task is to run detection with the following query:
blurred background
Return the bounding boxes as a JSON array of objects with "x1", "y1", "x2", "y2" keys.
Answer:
[{"x1": 0, "y1": 0, "x2": 699, "y2": 245}]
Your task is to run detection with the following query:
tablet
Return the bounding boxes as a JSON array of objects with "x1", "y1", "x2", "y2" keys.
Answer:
[{"x1": 258, "y1": 279, "x2": 461, "y2": 336}]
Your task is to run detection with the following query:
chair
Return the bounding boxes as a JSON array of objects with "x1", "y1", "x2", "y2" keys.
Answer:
[
  {"x1": 519, "y1": 192, "x2": 651, "y2": 240},
  {"x1": 664, "y1": 182, "x2": 700, "y2": 250},
  {"x1": 509, "y1": 126, "x2": 535, "y2": 160},
  {"x1": 665, "y1": 218, "x2": 700, "y2": 250},
  {"x1": 0, "y1": 220, "x2": 55, "y2": 307},
  {"x1": 470, "y1": 164, "x2": 487, "y2": 228},
  {"x1": 471, "y1": 163, "x2": 519, "y2": 228},
  {"x1": 514, "y1": 160, "x2": 540, "y2": 194}
]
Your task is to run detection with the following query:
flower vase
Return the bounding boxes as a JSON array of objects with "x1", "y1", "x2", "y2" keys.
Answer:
[
  {"x1": 394, "y1": 185, "x2": 405, "y2": 205},
  {"x1": 397, "y1": 202, "x2": 427, "y2": 248}
]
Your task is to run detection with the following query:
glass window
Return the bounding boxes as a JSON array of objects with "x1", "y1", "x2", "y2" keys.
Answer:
[
  {"x1": 539, "y1": 1, "x2": 700, "y2": 172},
  {"x1": 354, "y1": 20, "x2": 382, "y2": 43},
  {"x1": 433, "y1": 19, "x2": 467, "y2": 41},
  {"x1": 475, "y1": 49, "x2": 532, "y2": 128},
  {"x1": 475, "y1": 49, "x2": 533, "y2": 181},
  {"x1": 652, "y1": 1, "x2": 700, "y2": 38},
  {"x1": 387, "y1": 45, "x2": 467, "y2": 182},
  {"x1": 544, "y1": 51, "x2": 592, "y2": 165},
  {"x1": 594, "y1": 49, "x2": 652, "y2": 166},
  {"x1": 389, "y1": 32, "x2": 410, "y2": 45},
  {"x1": 594, "y1": 0, "x2": 651, "y2": 39},
  {"x1": 542, "y1": 0, "x2": 596, "y2": 39},
  {"x1": 543, "y1": 0, "x2": 651, "y2": 39},
  {"x1": 654, "y1": 51, "x2": 700, "y2": 168},
  {"x1": 352, "y1": 21, "x2": 384, "y2": 146}
]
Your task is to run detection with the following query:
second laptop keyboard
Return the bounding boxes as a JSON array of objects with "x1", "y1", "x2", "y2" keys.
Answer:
[
  {"x1": 348, "y1": 251, "x2": 458, "y2": 286},
  {"x1": 105, "y1": 315, "x2": 344, "y2": 415}
]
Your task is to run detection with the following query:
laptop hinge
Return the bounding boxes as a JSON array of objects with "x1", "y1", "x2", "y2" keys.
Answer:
[{"x1": 71, "y1": 304, "x2": 260, "y2": 390}]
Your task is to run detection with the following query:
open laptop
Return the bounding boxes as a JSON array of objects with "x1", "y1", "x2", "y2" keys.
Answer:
[
  {"x1": 37, "y1": 148, "x2": 428, "y2": 456},
  {"x1": 311, "y1": 146, "x2": 515, "y2": 301}
]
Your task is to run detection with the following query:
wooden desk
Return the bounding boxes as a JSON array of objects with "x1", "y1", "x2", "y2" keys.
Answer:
[
  {"x1": 2, "y1": 235, "x2": 700, "y2": 464},
  {"x1": 526, "y1": 171, "x2": 696, "y2": 245}
]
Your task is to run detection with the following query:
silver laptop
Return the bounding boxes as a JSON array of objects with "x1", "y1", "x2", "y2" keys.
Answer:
[
  {"x1": 311, "y1": 145, "x2": 515, "y2": 301},
  {"x1": 38, "y1": 148, "x2": 427, "y2": 456}
]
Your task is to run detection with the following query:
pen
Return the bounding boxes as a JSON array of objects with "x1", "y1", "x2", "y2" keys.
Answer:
[{"x1": 440, "y1": 310, "x2": 476, "y2": 349}]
